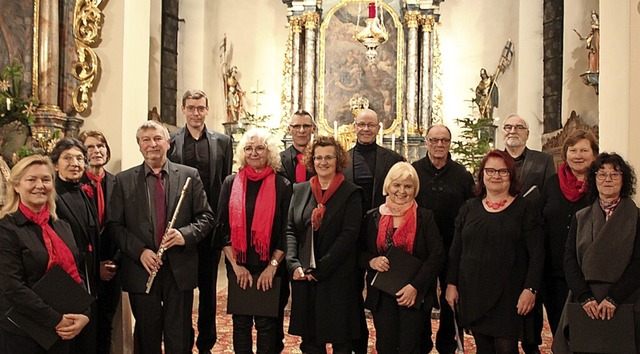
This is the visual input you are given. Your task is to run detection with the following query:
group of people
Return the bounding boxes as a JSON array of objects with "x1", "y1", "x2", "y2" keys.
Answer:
[{"x1": 0, "y1": 87, "x2": 638, "y2": 354}]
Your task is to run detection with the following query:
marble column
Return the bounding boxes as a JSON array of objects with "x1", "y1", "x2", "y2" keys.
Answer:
[
  {"x1": 404, "y1": 11, "x2": 420, "y2": 135},
  {"x1": 291, "y1": 16, "x2": 303, "y2": 112},
  {"x1": 302, "y1": 12, "x2": 319, "y2": 117},
  {"x1": 420, "y1": 14, "x2": 434, "y2": 132}
]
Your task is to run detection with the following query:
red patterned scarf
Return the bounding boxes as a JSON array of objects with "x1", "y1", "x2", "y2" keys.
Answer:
[
  {"x1": 600, "y1": 197, "x2": 621, "y2": 221},
  {"x1": 85, "y1": 170, "x2": 105, "y2": 227},
  {"x1": 229, "y1": 166, "x2": 276, "y2": 262},
  {"x1": 376, "y1": 198, "x2": 418, "y2": 254},
  {"x1": 19, "y1": 203, "x2": 82, "y2": 283},
  {"x1": 558, "y1": 162, "x2": 587, "y2": 202},
  {"x1": 310, "y1": 173, "x2": 345, "y2": 231}
]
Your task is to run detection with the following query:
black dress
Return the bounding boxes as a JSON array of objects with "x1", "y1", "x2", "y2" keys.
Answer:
[{"x1": 447, "y1": 196, "x2": 543, "y2": 340}]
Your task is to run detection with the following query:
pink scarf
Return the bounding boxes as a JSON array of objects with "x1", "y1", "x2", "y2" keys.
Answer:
[{"x1": 376, "y1": 198, "x2": 418, "y2": 254}]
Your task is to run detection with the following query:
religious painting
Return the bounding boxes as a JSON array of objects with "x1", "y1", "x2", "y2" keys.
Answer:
[
  {"x1": 318, "y1": 0, "x2": 403, "y2": 133},
  {"x1": 0, "y1": 0, "x2": 35, "y2": 97}
]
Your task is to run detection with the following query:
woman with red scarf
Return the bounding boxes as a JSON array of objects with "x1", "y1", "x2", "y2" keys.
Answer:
[
  {"x1": 359, "y1": 162, "x2": 444, "y2": 353},
  {"x1": 217, "y1": 128, "x2": 292, "y2": 354},
  {"x1": 0, "y1": 155, "x2": 89, "y2": 353},
  {"x1": 540, "y1": 129, "x2": 598, "y2": 334},
  {"x1": 286, "y1": 136, "x2": 363, "y2": 354}
]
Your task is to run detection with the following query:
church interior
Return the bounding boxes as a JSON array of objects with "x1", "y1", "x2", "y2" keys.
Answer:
[{"x1": 1, "y1": 0, "x2": 640, "y2": 353}]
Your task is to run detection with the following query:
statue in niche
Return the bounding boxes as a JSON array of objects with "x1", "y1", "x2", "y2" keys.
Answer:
[
  {"x1": 474, "y1": 68, "x2": 499, "y2": 119},
  {"x1": 574, "y1": 11, "x2": 600, "y2": 73},
  {"x1": 222, "y1": 65, "x2": 246, "y2": 123}
]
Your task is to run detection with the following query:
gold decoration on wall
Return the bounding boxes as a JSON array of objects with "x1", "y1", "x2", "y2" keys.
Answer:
[
  {"x1": 290, "y1": 16, "x2": 303, "y2": 34},
  {"x1": 420, "y1": 14, "x2": 435, "y2": 33},
  {"x1": 431, "y1": 23, "x2": 444, "y2": 124},
  {"x1": 404, "y1": 11, "x2": 420, "y2": 29},
  {"x1": 280, "y1": 22, "x2": 294, "y2": 129},
  {"x1": 303, "y1": 12, "x2": 320, "y2": 29},
  {"x1": 72, "y1": 0, "x2": 103, "y2": 113}
]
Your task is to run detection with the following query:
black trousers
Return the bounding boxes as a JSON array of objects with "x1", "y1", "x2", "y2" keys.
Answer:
[
  {"x1": 274, "y1": 274, "x2": 290, "y2": 353},
  {"x1": 434, "y1": 270, "x2": 461, "y2": 354},
  {"x1": 372, "y1": 292, "x2": 431, "y2": 354},
  {"x1": 129, "y1": 264, "x2": 193, "y2": 354},
  {"x1": 192, "y1": 241, "x2": 221, "y2": 352},
  {"x1": 97, "y1": 275, "x2": 121, "y2": 354},
  {"x1": 303, "y1": 338, "x2": 352, "y2": 354},
  {"x1": 232, "y1": 314, "x2": 276, "y2": 354},
  {"x1": 542, "y1": 276, "x2": 569, "y2": 335}
]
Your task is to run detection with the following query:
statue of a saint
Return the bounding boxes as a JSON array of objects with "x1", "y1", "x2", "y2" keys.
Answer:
[
  {"x1": 222, "y1": 65, "x2": 246, "y2": 123},
  {"x1": 574, "y1": 11, "x2": 600, "y2": 73},
  {"x1": 474, "y1": 68, "x2": 499, "y2": 119}
]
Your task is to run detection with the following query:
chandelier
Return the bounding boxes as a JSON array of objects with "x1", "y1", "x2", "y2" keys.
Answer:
[{"x1": 354, "y1": 2, "x2": 389, "y2": 62}]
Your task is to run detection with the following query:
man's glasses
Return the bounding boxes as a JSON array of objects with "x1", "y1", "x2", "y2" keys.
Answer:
[
  {"x1": 290, "y1": 124, "x2": 314, "y2": 131},
  {"x1": 595, "y1": 171, "x2": 623, "y2": 180},
  {"x1": 243, "y1": 145, "x2": 267, "y2": 154},
  {"x1": 503, "y1": 124, "x2": 528, "y2": 132},
  {"x1": 185, "y1": 105, "x2": 207, "y2": 113},
  {"x1": 355, "y1": 122, "x2": 378, "y2": 129},
  {"x1": 427, "y1": 138, "x2": 451, "y2": 145},
  {"x1": 484, "y1": 168, "x2": 510, "y2": 177}
]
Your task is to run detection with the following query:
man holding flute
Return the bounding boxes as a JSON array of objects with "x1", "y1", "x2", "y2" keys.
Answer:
[{"x1": 108, "y1": 120, "x2": 214, "y2": 354}]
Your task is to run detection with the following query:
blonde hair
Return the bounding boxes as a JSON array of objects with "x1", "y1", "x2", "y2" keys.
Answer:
[
  {"x1": 0, "y1": 155, "x2": 58, "y2": 220},
  {"x1": 382, "y1": 162, "x2": 420, "y2": 198},
  {"x1": 235, "y1": 128, "x2": 281, "y2": 171}
]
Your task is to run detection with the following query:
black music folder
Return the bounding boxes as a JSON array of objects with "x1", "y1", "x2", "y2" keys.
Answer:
[
  {"x1": 567, "y1": 303, "x2": 636, "y2": 353},
  {"x1": 370, "y1": 246, "x2": 425, "y2": 307},
  {"x1": 5, "y1": 265, "x2": 94, "y2": 350},
  {"x1": 227, "y1": 273, "x2": 281, "y2": 317}
]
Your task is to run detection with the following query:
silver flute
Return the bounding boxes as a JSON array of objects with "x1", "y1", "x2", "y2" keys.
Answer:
[{"x1": 145, "y1": 177, "x2": 191, "y2": 294}]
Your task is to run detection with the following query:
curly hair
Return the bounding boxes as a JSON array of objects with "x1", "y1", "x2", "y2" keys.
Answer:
[
  {"x1": 235, "y1": 128, "x2": 281, "y2": 171},
  {"x1": 303, "y1": 136, "x2": 349, "y2": 173},
  {"x1": 475, "y1": 150, "x2": 520, "y2": 198},
  {"x1": 586, "y1": 152, "x2": 636, "y2": 200}
]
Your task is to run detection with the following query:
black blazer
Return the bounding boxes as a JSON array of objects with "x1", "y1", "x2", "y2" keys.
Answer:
[
  {"x1": 169, "y1": 127, "x2": 233, "y2": 213},
  {"x1": 81, "y1": 171, "x2": 120, "y2": 264},
  {"x1": 359, "y1": 208, "x2": 445, "y2": 311},
  {"x1": 0, "y1": 210, "x2": 82, "y2": 336},
  {"x1": 518, "y1": 148, "x2": 555, "y2": 196},
  {"x1": 278, "y1": 145, "x2": 315, "y2": 184},
  {"x1": 344, "y1": 145, "x2": 404, "y2": 210},
  {"x1": 107, "y1": 160, "x2": 214, "y2": 293}
]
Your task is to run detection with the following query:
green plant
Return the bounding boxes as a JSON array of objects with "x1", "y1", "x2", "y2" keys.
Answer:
[
  {"x1": 450, "y1": 103, "x2": 496, "y2": 175},
  {"x1": 0, "y1": 62, "x2": 38, "y2": 127}
]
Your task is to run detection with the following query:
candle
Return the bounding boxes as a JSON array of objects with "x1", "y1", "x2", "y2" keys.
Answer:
[
  {"x1": 334, "y1": 121, "x2": 338, "y2": 140},
  {"x1": 391, "y1": 133, "x2": 396, "y2": 148},
  {"x1": 404, "y1": 120, "x2": 408, "y2": 144},
  {"x1": 368, "y1": 2, "x2": 376, "y2": 18},
  {"x1": 379, "y1": 123, "x2": 383, "y2": 144},
  {"x1": 6, "y1": 98, "x2": 10, "y2": 111}
]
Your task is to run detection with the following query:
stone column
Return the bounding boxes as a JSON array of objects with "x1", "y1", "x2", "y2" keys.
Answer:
[
  {"x1": 291, "y1": 16, "x2": 303, "y2": 112},
  {"x1": 302, "y1": 11, "x2": 319, "y2": 116},
  {"x1": 404, "y1": 11, "x2": 420, "y2": 135},
  {"x1": 419, "y1": 14, "x2": 435, "y2": 132}
]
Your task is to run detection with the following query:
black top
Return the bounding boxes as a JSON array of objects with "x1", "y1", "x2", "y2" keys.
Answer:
[
  {"x1": 353, "y1": 142, "x2": 377, "y2": 211},
  {"x1": 182, "y1": 129, "x2": 211, "y2": 196},
  {"x1": 412, "y1": 155, "x2": 474, "y2": 249}
]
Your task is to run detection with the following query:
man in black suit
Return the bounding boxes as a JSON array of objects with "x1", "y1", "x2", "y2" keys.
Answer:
[
  {"x1": 279, "y1": 110, "x2": 316, "y2": 184},
  {"x1": 412, "y1": 125, "x2": 475, "y2": 354},
  {"x1": 345, "y1": 108, "x2": 403, "y2": 354},
  {"x1": 502, "y1": 114, "x2": 554, "y2": 354},
  {"x1": 109, "y1": 120, "x2": 214, "y2": 354},
  {"x1": 168, "y1": 89, "x2": 233, "y2": 353}
]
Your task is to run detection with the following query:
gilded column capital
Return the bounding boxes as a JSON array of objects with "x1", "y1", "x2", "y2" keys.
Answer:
[
  {"x1": 420, "y1": 14, "x2": 435, "y2": 32},
  {"x1": 290, "y1": 16, "x2": 303, "y2": 34},
  {"x1": 404, "y1": 11, "x2": 420, "y2": 29},
  {"x1": 303, "y1": 12, "x2": 319, "y2": 29}
]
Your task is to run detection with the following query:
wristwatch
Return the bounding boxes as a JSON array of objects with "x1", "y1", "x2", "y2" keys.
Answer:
[
  {"x1": 270, "y1": 259, "x2": 279, "y2": 267},
  {"x1": 526, "y1": 287, "x2": 538, "y2": 295}
]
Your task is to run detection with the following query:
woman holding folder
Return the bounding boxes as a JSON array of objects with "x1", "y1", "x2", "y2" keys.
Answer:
[
  {"x1": 445, "y1": 150, "x2": 544, "y2": 354},
  {"x1": 286, "y1": 136, "x2": 363, "y2": 353},
  {"x1": 217, "y1": 128, "x2": 292, "y2": 354},
  {"x1": 359, "y1": 162, "x2": 444, "y2": 354},
  {"x1": 0, "y1": 155, "x2": 89, "y2": 353},
  {"x1": 552, "y1": 153, "x2": 640, "y2": 353}
]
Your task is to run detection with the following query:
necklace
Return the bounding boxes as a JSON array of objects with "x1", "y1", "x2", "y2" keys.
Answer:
[{"x1": 484, "y1": 198, "x2": 508, "y2": 210}]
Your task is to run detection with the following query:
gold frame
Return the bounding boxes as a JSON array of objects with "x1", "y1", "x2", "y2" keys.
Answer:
[
  {"x1": 317, "y1": 0, "x2": 404, "y2": 136},
  {"x1": 31, "y1": 0, "x2": 103, "y2": 113}
]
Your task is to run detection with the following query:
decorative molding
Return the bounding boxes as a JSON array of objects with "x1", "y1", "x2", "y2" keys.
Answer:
[
  {"x1": 542, "y1": 110, "x2": 599, "y2": 167},
  {"x1": 420, "y1": 14, "x2": 434, "y2": 32},
  {"x1": 303, "y1": 11, "x2": 319, "y2": 29},
  {"x1": 431, "y1": 24, "x2": 443, "y2": 124},
  {"x1": 72, "y1": 0, "x2": 103, "y2": 113},
  {"x1": 404, "y1": 11, "x2": 421, "y2": 29},
  {"x1": 290, "y1": 16, "x2": 303, "y2": 33}
]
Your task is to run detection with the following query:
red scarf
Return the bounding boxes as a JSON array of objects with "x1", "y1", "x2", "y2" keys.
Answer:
[
  {"x1": 229, "y1": 166, "x2": 276, "y2": 263},
  {"x1": 600, "y1": 197, "x2": 621, "y2": 221},
  {"x1": 558, "y1": 163, "x2": 587, "y2": 202},
  {"x1": 376, "y1": 198, "x2": 418, "y2": 254},
  {"x1": 19, "y1": 203, "x2": 82, "y2": 284},
  {"x1": 85, "y1": 170, "x2": 105, "y2": 227},
  {"x1": 310, "y1": 173, "x2": 345, "y2": 231}
]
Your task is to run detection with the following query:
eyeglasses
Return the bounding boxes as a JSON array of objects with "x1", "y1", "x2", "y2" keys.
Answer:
[
  {"x1": 484, "y1": 168, "x2": 510, "y2": 177},
  {"x1": 61, "y1": 154, "x2": 86, "y2": 164},
  {"x1": 313, "y1": 155, "x2": 336, "y2": 162},
  {"x1": 427, "y1": 137, "x2": 451, "y2": 145},
  {"x1": 355, "y1": 122, "x2": 378, "y2": 130},
  {"x1": 185, "y1": 105, "x2": 207, "y2": 113},
  {"x1": 85, "y1": 143, "x2": 106, "y2": 151},
  {"x1": 290, "y1": 124, "x2": 314, "y2": 131},
  {"x1": 243, "y1": 145, "x2": 267, "y2": 154},
  {"x1": 503, "y1": 124, "x2": 528, "y2": 132},
  {"x1": 595, "y1": 171, "x2": 623, "y2": 180}
]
